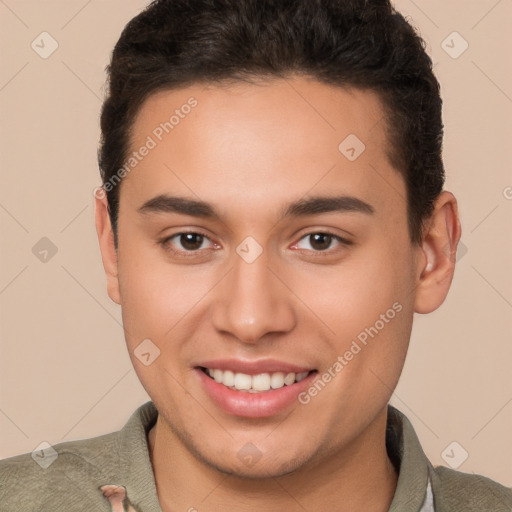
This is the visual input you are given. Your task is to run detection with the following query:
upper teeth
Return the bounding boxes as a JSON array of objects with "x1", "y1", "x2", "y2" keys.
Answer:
[{"x1": 206, "y1": 368, "x2": 309, "y2": 392}]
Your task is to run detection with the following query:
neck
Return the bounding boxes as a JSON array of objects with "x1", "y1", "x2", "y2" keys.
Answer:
[{"x1": 148, "y1": 408, "x2": 398, "y2": 512}]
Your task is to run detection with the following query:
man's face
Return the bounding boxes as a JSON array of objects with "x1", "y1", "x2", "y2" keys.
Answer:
[{"x1": 106, "y1": 77, "x2": 423, "y2": 477}]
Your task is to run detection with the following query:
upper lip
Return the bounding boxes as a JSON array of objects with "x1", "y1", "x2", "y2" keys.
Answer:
[{"x1": 196, "y1": 359, "x2": 314, "y2": 375}]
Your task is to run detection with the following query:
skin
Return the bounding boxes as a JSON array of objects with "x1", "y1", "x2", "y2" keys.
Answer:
[{"x1": 95, "y1": 76, "x2": 461, "y2": 512}]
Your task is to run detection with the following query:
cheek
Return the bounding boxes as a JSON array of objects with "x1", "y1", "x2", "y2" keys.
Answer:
[
  {"x1": 291, "y1": 244, "x2": 412, "y2": 334},
  {"x1": 291, "y1": 238, "x2": 415, "y2": 384},
  {"x1": 330, "y1": 246, "x2": 414, "y2": 393},
  {"x1": 116, "y1": 240, "x2": 196, "y2": 343},
  {"x1": 294, "y1": 257, "x2": 414, "y2": 433}
]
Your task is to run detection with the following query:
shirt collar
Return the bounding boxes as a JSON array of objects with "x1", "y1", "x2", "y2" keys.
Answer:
[
  {"x1": 113, "y1": 400, "x2": 161, "y2": 511},
  {"x1": 386, "y1": 405, "x2": 433, "y2": 512},
  {"x1": 106, "y1": 401, "x2": 433, "y2": 512}
]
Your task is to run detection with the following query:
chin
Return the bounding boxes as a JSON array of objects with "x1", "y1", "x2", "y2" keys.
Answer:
[
  {"x1": 198, "y1": 441, "x2": 315, "y2": 480},
  {"x1": 211, "y1": 455, "x2": 310, "y2": 480}
]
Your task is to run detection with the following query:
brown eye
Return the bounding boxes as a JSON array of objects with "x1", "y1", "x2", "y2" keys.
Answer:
[
  {"x1": 161, "y1": 232, "x2": 215, "y2": 254},
  {"x1": 295, "y1": 232, "x2": 345, "y2": 252},
  {"x1": 308, "y1": 233, "x2": 333, "y2": 251},
  {"x1": 179, "y1": 233, "x2": 205, "y2": 251}
]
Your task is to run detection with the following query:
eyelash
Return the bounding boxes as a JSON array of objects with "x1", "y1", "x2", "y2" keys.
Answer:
[
  {"x1": 292, "y1": 231, "x2": 353, "y2": 255},
  {"x1": 159, "y1": 230, "x2": 352, "y2": 258}
]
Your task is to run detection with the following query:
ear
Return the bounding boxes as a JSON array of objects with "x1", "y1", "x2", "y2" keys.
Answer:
[
  {"x1": 414, "y1": 191, "x2": 462, "y2": 314},
  {"x1": 94, "y1": 188, "x2": 121, "y2": 305}
]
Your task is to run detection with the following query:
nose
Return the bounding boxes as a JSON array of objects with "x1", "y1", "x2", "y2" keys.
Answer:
[{"x1": 211, "y1": 247, "x2": 296, "y2": 344}]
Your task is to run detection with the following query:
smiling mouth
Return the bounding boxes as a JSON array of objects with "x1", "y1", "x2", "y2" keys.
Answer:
[{"x1": 199, "y1": 367, "x2": 316, "y2": 393}]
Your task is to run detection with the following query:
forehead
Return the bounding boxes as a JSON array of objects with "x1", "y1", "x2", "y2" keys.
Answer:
[
  {"x1": 122, "y1": 77, "x2": 404, "y2": 222},
  {"x1": 131, "y1": 77, "x2": 389, "y2": 154}
]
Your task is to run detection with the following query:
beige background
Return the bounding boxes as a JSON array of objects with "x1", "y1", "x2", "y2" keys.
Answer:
[{"x1": 1, "y1": 0, "x2": 511, "y2": 486}]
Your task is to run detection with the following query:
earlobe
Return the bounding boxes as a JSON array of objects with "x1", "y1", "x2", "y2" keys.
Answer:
[
  {"x1": 94, "y1": 189, "x2": 121, "y2": 305},
  {"x1": 414, "y1": 191, "x2": 462, "y2": 314}
]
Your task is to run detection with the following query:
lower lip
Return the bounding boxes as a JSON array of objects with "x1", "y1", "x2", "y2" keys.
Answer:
[{"x1": 196, "y1": 368, "x2": 316, "y2": 418}]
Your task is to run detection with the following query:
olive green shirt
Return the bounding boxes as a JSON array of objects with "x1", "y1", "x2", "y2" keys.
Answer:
[{"x1": 1, "y1": 401, "x2": 511, "y2": 511}]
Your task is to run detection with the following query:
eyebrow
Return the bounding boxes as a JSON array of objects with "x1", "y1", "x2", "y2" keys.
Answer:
[{"x1": 137, "y1": 194, "x2": 375, "y2": 220}]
